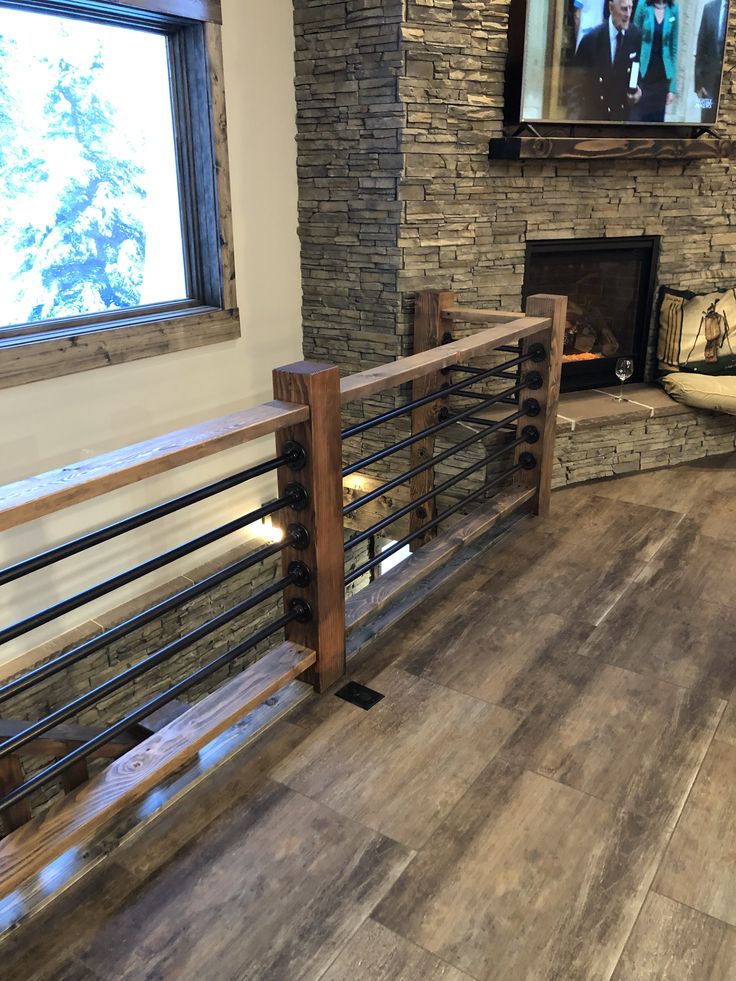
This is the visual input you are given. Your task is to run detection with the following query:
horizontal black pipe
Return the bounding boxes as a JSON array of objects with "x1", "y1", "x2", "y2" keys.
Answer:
[
  {"x1": 345, "y1": 462, "x2": 527, "y2": 585},
  {"x1": 344, "y1": 406, "x2": 527, "y2": 518},
  {"x1": 0, "y1": 493, "x2": 300, "y2": 649},
  {"x1": 444, "y1": 364, "x2": 518, "y2": 381},
  {"x1": 345, "y1": 434, "x2": 528, "y2": 553},
  {"x1": 461, "y1": 417, "x2": 518, "y2": 430},
  {"x1": 343, "y1": 380, "x2": 530, "y2": 478},
  {"x1": 0, "y1": 449, "x2": 302, "y2": 589},
  {"x1": 340, "y1": 352, "x2": 533, "y2": 441},
  {"x1": 0, "y1": 569, "x2": 304, "y2": 761},
  {"x1": 0, "y1": 604, "x2": 308, "y2": 815},
  {"x1": 0, "y1": 533, "x2": 299, "y2": 706}
]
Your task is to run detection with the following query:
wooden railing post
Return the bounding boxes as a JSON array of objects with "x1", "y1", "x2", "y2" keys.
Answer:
[
  {"x1": 408, "y1": 290, "x2": 456, "y2": 550},
  {"x1": 0, "y1": 755, "x2": 31, "y2": 832},
  {"x1": 515, "y1": 294, "x2": 567, "y2": 517},
  {"x1": 273, "y1": 361, "x2": 345, "y2": 692}
]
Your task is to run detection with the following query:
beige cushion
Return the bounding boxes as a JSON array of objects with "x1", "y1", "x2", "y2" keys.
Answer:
[
  {"x1": 661, "y1": 372, "x2": 736, "y2": 415},
  {"x1": 658, "y1": 287, "x2": 736, "y2": 375}
]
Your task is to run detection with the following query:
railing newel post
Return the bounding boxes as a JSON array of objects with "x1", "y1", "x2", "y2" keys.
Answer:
[
  {"x1": 515, "y1": 294, "x2": 567, "y2": 517},
  {"x1": 409, "y1": 290, "x2": 456, "y2": 550},
  {"x1": 272, "y1": 361, "x2": 346, "y2": 692}
]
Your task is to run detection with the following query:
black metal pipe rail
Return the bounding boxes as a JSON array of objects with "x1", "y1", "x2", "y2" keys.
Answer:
[
  {"x1": 0, "y1": 445, "x2": 305, "y2": 589},
  {"x1": 0, "y1": 528, "x2": 308, "y2": 706},
  {"x1": 443, "y1": 364, "x2": 518, "y2": 381},
  {"x1": 0, "y1": 487, "x2": 308, "y2": 649},
  {"x1": 450, "y1": 389, "x2": 518, "y2": 405},
  {"x1": 343, "y1": 375, "x2": 541, "y2": 478},
  {"x1": 0, "y1": 560, "x2": 312, "y2": 762},
  {"x1": 340, "y1": 347, "x2": 542, "y2": 441},
  {"x1": 344, "y1": 458, "x2": 535, "y2": 586},
  {"x1": 345, "y1": 428, "x2": 537, "y2": 554},
  {"x1": 0, "y1": 600, "x2": 311, "y2": 815},
  {"x1": 344, "y1": 403, "x2": 536, "y2": 518}
]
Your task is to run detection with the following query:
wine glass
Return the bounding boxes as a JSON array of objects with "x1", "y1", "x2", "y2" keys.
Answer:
[{"x1": 615, "y1": 358, "x2": 634, "y2": 401}]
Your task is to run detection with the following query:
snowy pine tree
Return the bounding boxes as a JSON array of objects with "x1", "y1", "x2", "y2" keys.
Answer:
[{"x1": 13, "y1": 45, "x2": 147, "y2": 322}]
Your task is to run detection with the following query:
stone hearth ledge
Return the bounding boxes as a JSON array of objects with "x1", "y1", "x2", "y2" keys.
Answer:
[{"x1": 553, "y1": 384, "x2": 736, "y2": 486}]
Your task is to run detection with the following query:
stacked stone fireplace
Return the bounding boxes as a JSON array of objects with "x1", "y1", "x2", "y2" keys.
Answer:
[{"x1": 292, "y1": 0, "x2": 736, "y2": 471}]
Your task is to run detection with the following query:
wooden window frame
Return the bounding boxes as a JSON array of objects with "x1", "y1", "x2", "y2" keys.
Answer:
[{"x1": 0, "y1": 0, "x2": 238, "y2": 390}]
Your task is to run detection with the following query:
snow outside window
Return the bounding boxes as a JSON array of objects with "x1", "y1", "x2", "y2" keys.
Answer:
[{"x1": 0, "y1": 6, "x2": 187, "y2": 329}]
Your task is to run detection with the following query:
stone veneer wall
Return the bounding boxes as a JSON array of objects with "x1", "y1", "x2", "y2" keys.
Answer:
[
  {"x1": 293, "y1": 0, "x2": 736, "y2": 373},
  {"x1": 293, "y1": 0, "x2": 405, "y2": 373}
]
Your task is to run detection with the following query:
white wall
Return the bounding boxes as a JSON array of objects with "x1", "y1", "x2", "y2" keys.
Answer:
[{"x1": 0, "y1": 0, "x2": 303, "y2": 671}]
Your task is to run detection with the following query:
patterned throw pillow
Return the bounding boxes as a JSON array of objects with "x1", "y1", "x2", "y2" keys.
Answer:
[{"x1": 657, "y1": 287, "x2": 736, "y2": 375}]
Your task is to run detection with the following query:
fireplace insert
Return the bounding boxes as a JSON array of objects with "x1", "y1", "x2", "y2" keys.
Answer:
[{"x1": 523, "y1": 236, "x2": 660, "y2": 393}]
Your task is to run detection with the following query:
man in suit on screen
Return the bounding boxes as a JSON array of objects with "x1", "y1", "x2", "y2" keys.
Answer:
[
  {"x1": 695, "y1": 0, "x2": 729, "y2": 123},
  {"x1": 569, "y1": 0, "x2": 643, "y2": 120}
]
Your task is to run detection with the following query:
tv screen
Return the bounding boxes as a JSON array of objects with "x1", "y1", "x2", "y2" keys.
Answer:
[{"x1": 518, "y1": 0, "x2": 730, "y2": 125}]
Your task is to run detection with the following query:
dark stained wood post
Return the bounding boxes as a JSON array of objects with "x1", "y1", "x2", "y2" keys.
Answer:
[
  {"x1": 0, "y1": 755, "x2": 31, "y2": 833},
  {"x1": 408, "y1": 290, "x2": 456, "y2": 550},
  {"x1": 272, "y1": 361, "x2": 345, "y2": 692},
  {"x1": 514, "y1": 294, "x2": 567, "y2": 517}
]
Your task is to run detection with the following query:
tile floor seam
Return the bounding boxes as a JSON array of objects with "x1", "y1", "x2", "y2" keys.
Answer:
[
  {"x1": 646, "y1": 700, "x2": 728, "y2": 893},
  {"x1": 310, "y1": 917, "x2": 377, "y2": 981},
  {"x1": 269, "y1": 780, "x2": 420, "y2": 857},
  {"x1": 650, "y1": 889, "x2": 736, "y2": 930}
]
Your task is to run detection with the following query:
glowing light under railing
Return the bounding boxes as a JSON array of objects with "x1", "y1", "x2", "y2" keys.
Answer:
[{"x1": 260, "y1": 516, "x2": 285, "y2": 545}]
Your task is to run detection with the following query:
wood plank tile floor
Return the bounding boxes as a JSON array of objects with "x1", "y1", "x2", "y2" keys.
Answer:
[{"x1": 4, "y1": 454, "x2": 736, "y2": 981}]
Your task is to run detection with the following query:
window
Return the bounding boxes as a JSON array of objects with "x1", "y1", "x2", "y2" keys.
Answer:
[{"x1": 0, "y1": 0, "x2": 236, "y2": 387}]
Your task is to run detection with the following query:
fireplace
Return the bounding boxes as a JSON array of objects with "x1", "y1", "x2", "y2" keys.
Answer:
[{"x1": 523, "y1": 237, "x2": 660, "y2": 393}]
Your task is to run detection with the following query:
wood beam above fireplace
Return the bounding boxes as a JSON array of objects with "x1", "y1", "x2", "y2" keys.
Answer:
[{"x1": 489, "y1": 137, "x2": 736, "y2": 161}]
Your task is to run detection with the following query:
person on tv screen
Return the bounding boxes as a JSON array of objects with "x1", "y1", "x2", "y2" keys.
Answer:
[
  {"x1": 570, "y1": 0, "x2": 643, "y2": 120},
  {"x1": 632, "y1": 0, "x2": 680, "y2": 122},
  {"x1": 695, "y1": 0, "x2": 729, "y2": 123},
  {"x1": 573, "y1": 0, "x2": 609, "y2": 49}
]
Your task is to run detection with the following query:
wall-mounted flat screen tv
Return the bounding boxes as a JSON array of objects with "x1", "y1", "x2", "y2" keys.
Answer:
[{"x1": 514, "y1": 0, "x2": 730, "y2": 125}]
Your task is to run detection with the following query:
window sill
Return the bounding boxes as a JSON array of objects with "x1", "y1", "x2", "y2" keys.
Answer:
[{"x1": 0, "y1": 307, "x2": 241, "y2": 390}]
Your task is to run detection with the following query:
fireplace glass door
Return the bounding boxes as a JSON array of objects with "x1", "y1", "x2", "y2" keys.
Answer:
[{"x1": 523, "y1": 237, "x2": 660, "y2": 393}]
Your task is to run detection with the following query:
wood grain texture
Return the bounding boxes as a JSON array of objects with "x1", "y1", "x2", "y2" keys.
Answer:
[
  {"x1": 340, "y1": 317, "x2": 549, "y2": 404},
  {"x1": 321, "y1": 919, "x2": 474, "y2": 981},
  {"x1": 0, "y1": 642, "x2": 315, "y2": 899},
  {"x1": 409, "y1": 291, "x2": 455, "y2": 548},
  {"x1": 205, "y1": 23, "x2": 236, "y2": 310},
  {"x1": 0, "y1": 307, "x2": 239, "y2": 391},
  {"x1": 273, "y1": 665, "x2": 519, "y2": 848},
  {"x1": 515, "y1": 294, "x2": 566, "y2": 517},
  {"x1": 77, "y1": 781, "x2": 411, "y2": 981},
  {"x1": 442, "y1": 306, "x2": 522, "y2": 324},
  {"x1": 489, "y1": 137, "x2": 736, "y2": 161},
  {"x1": 343, "y1": 475, "x2": 410, "y2": 537},
  {"x1": 345, "y1": 487, "x2": 535, "y2": 634},
  {"x1": 111, "y1": 0, "x2": 222, "y2": 21},
  {"x1": 655, "y1": 739, "x2": 736, "y2": 926},
  {"x1": 0, "y1": 757, "x2": 31, "y2": 833},
  {"x1": 0, "y1": 399, "x2": 308, "y2": 532},
  {"x1": 375, "y1": 759, "x2": 670, "y2": 981},
  {"x1": 273, "y1": 362, "x2": 346, "y2": 691},
  {"x1": 612, "y1": 891, "x2": 736, "y2": 981}
]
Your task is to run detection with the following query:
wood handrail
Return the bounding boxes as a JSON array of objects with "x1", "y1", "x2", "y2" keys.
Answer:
[
  {"x1": 0, "y1": 641, "x2": 315, "y2": 898},
  {"x1": 339, "y1": 316, "x2": 550, "y2": 405},
  {"x1": 442, "y1": 306, "x2": 523, "y2": 324},
  {"x1": 0, "y1": 401, "x2": 309, "y2": 533}
]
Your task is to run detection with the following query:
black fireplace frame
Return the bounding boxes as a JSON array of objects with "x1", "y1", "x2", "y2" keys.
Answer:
[{"x1": 522, "y1": 235, "x2": 661, "y2": 394}]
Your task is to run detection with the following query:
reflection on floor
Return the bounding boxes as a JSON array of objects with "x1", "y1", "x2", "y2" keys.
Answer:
[{"x1": 4, "y1": 454, "x2": 736, "y2": 981}]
